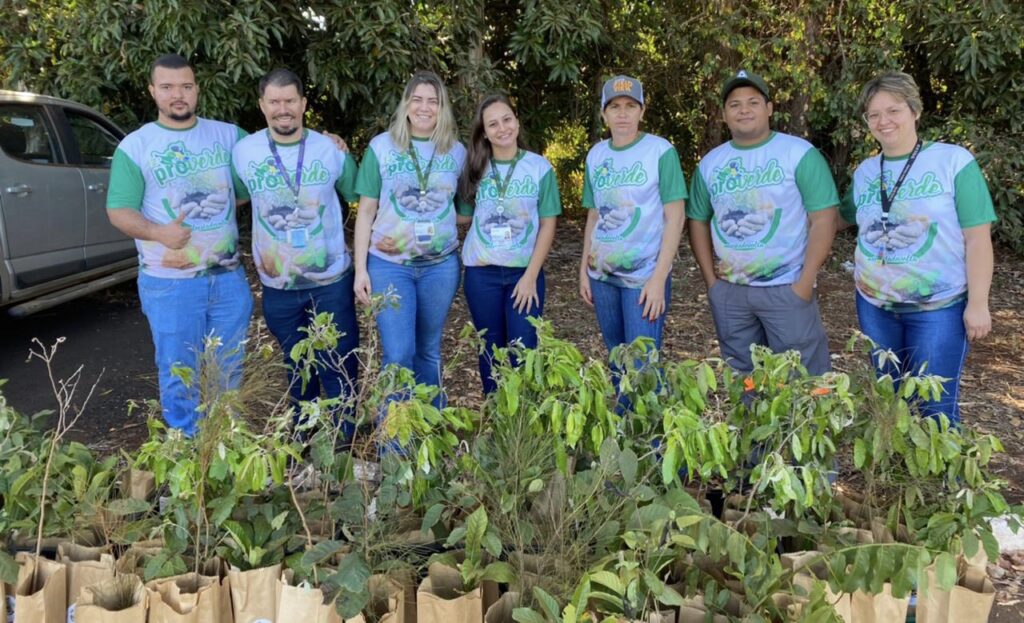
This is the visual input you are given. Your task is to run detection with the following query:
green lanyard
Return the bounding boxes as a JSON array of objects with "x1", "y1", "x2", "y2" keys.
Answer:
[
  {"x1": 489, "y1": 150, "x2": 522, "y2": 214},
  {"x1": 408, "y1": 143, "x2": 436, "y2": 197}
]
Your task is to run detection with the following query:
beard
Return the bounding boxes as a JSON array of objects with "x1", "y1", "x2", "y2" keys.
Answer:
[
  {"x1": 272, "y1": 121, "x2": 300, "y2": 136},
  {"x1": 167, "y1": 110, "x2": 195, "y2": 122}
]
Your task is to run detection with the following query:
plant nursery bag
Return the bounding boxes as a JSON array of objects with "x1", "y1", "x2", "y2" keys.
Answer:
[
  {"x1": 228, "y1": 563, "x2": 281, "y2": 623},
  {"x1": 145, "y1": 572, "x2": 232, "y2": 623},
  {"x1": 483, "y1": 592, "x2": 519, "y2": 623},
  {"x1": 916, "y1": 559, "x2": 995, "y2": 623},
  {"x1": 11, "y1": 552, "x2": 66, "y2": 623},
  {"x1": 56, "y1": 542, "x2": 115, "y2": 620},
  {"x1": 416, "y1": 563, "x2": 483, "y2": 623},
  {"x1": 849, "y1": 583, "x2": 908, "y2": 623},
  {"x1": 75, "y1": 574, "x2": 148, "y2": 623},
  {"x1": 124, "y1": 468, "x2": 156, "y2": 501},
  {"x1": 347, "y1": 575, "x2": 411, "y2": 623},
  {"x1": 677, "y1": 602, "x2": 727, "y2": 623},
  {"x1": 275, "y1": 569, "x2": 341, "y2": 623}
]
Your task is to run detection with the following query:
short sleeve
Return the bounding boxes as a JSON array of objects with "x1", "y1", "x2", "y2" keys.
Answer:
[
  {"x1": 106, "y1": 148, "x2": 145, "y2": 210},
  {"x1": 456, "y1": 195, "x2": 474, "y2": 217},
  {"x1": 581, "y1": 160, "x2": 596, "y2": 210},
  {"x1": 231, "y1": 164, "x2": 250, "y2": 201},
  {"x1": 538, "y1": 168, "x2": 562, "y2": 217},
  {"x1": 657, "y1": 147, "x2": 688, "y2": 203},
  {"x1": 236, "y1": 126, "x2": 249, "y2": 142},
  {"x1": 953, "y1": 159, "x2": 997, "y2": 228},
  {"x1": 839, "y1": 184, "x2": 857, "y2": 225},
  {"x1": 354, "y1": 146, "x2": 382, "y2": 199},
  {"x1": 334, "y1": 151, "x2": 359, "y2": 203},
  {"x1": 794, "y1": 148, "x2": 840, "y2": 212},
  {"x1": 685, "y1": 170, "x2": 713, "y2": 222}
]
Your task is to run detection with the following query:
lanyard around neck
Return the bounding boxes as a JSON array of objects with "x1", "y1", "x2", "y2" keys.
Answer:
[
  {"x1": 489, "y1": 150, "x2": 522, "y2": 212},
  {"x1": 879, "y1": 139, "x2": 922, "y2": 218},
  {"x1": 267, "y1": 130, "x2": 306, "y2": 198},
  {"x1": 408, "y1": 142, "x2": 436, "y2": 196}
]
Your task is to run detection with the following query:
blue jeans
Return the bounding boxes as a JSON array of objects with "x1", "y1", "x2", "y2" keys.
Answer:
[
  {"x1": 262, "y1": 273, "x2": 359, "y2": 437},
  {"x1": 464, "y1": 266, "x2": 545, "y2": 394},
  {"x1": 856, "y1": 292, "x2": 968, "y2": 426},
  {"x1": 589, "y1": 276, "x2": 670, "y2": 353},
  {"x1": 368, "y1": 253, "x2": 460, "y2": 398},
  {"x1": 137, "y1": 267, "x2": 253, "y2": 436}
]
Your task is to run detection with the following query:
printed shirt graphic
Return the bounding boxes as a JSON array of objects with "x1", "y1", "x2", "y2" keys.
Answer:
[
  {"x1": 582, "y1": 133, "x2": 687, "y2": 288},
  {"x1": 232, "y1": 129, "x2": 358, "y2": 290},
  {"x1": 458, "y1": 150, "x2": 561, "y2": 268},
  {"x1": 839, "y1": 142, "x2": 995, "y2": 311},
  {"x1": 687, "y1": 132, "x2": 838, "y2": 286},
  {"x1": 107, "y1": 118, "x2": 244, "y2": 278},
  {"x1": 355, "y1": 133, "x2": 466, "y2": 265}
]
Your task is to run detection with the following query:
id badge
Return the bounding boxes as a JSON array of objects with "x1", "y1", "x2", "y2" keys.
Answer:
[
  {"x1": 414, "y1": 220, "x2": 435, "y2": 243},
  {"x1": 288, "y1": 227, "x2": 309, "y2": 248},
  {"x1": 490, "y1": 225, "x2": 513, "y2": 247}
]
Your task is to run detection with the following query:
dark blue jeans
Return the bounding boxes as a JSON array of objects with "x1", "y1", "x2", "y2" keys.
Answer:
[
  {"x1": 262, "y1": 273, "x2": 359, "y2": 436},
  {"x1": 589, "y1": 276, "x2": 670, "y2": 353},
  {"x1": 464, "y1": 265, "x2": 545, "y2": 394},
  {"x1": 856, "y1": 291, "x2": 968, "y2": 426}
]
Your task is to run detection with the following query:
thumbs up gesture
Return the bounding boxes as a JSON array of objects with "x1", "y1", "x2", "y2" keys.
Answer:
[{"x1": 158, "y1": 209, "x2": 192, "y2": 249}]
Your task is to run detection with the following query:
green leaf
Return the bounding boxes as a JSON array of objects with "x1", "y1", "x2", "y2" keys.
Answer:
[
  {"x1": 421, "y1": 503, "x2": 445, "y2": 534},
  {"x1": 854, "y1": 438, "x2": 867, "y2": 468},
  {"x1": 619, "y1": 448, "x2": 638, "y2": 486},
  {"x1": 533, "y1": 586, "x2": 562, "y2": 621},
  {"x1": 528, "y1": 478, "x2": 545, "y2": 493},
  {"x1": 335, "y1": 553, "x2": 371, "y2": 593},
  {"x1": 481, "y1": 561, "x2": 517, "y2": 584},
  {"x1": 0, "y1": 549, "x2": 18, "y2": 584},
  {"x1": 207, "y1": 494, "x2": 236, "y2": 528},
  {"x1": 104, "y1": 498, "x2": 152, "y2": 516},
  {"x1": 464, "y1": 506, "x2": 488, "y2": 557},
  {"x1": 934, "y1": 552, "x2": 957, "y2": 591},
  {"x1": 513, "y1": 608, "x2": 548, "y2": 623},
  {"x1": 588, "y1": 570, "x2": 624, "y2": 594},
  {"x1": 301, "y1": 539, "x2": 346, "y2": 567}
]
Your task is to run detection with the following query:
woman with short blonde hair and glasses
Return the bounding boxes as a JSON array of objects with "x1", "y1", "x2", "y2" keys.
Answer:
[{"x1": 839, "y1": 70, "x2": 996, "y2": 426}]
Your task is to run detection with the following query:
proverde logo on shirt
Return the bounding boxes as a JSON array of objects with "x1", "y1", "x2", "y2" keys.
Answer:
[
  {"x1": 854, "y1": 171, "x2": 944, "y2": 209},
  {"x1": 245, "y1": 157, "x2": 331, "y2": 193},
  {"x1": 384, "y1": 149, "x2": 459, "y2": 178},
  {"x1": 478, "y1": 175, "x2": 539, "y2": 200},
  {"x1": 592, "y1": 158, "x2": 648, "y2": 190},
  {"x1": 709, "y1": 157, "x2": 784, "y2": 196},
  {"x1": 151, "y1": 141, "x2": 231, "y2": 186}
]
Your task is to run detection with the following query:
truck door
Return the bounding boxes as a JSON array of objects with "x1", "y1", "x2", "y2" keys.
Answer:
[{"x1": 0, "y1": 103, "x2": 85, "y2": 288}]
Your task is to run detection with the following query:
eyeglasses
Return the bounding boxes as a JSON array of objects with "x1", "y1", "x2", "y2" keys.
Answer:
[{"x1": 862, "y1": 105, "x2": 910, "y2": 125}]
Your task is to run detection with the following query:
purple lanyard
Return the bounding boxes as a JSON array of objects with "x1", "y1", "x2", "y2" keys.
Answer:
[{"x1": 267, "y1": 130, "x2": 306, "y2": 198}]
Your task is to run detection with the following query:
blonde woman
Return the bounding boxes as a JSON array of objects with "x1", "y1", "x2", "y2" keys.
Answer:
[{"x1": 353, "y1": 71, "x2": 466, "y2": 401}]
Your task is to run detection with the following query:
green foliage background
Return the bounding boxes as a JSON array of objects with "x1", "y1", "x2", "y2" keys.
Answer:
[{"x1": 2, "y1": 0, "x2": 1022, "y2": 249}]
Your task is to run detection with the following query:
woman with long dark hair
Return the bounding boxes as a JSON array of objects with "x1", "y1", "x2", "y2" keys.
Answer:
[{"x1": 457, "y1": 94, "x2": 560, "y2": 394}]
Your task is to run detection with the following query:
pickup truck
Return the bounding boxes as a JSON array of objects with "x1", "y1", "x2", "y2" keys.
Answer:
[{"x1": 0, "y1": 89, "x2": 137, "y2": 317}]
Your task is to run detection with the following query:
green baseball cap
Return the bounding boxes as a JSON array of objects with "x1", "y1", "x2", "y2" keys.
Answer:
[{"x1": 721, "y1": 70, "x2": 770, "y2": 103}]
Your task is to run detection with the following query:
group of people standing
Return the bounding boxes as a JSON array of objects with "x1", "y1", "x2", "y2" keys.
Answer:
[{"x1": 106, "y1": 54, "x2": 995, "y2": 438}]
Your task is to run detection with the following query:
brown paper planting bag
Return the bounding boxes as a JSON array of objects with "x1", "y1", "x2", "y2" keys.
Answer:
[
  {"x1": 12, "y1": 553, "x2": 67, "y2": 623},
  {"x1": 228, "y1": 563, "x2": 281, "y2": 623},
  {"x1": 346, "y1": 575, "x2": 410, "y2": 623},
  {"x1": 275, "y1": 568, "x2": 342, "y2": 623},
  {"x1": 483, "y1": 592, "x2": 519, "y2": 623},
  {"x1": 145, "y1": 572, "x2": 232, "y2": 623},
  {"x1": 416, "y1": 563, "x2": 483, "y2": 623},
  {"x1": 56, "y1": 542, "x2": 115, "y2": 619},
  {"x1": 916, "y1": 558, "x2": 995, "y2": 623},
  {"x1": 75, "y1": 574, "x2": 148, "y2": 623}
]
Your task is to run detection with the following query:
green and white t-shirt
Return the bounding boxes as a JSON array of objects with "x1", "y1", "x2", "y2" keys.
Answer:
[
  {"x1": 355, "y1": 133, "x2": 466, "y2": 265},
  {"x1": 582, "y1": 133, "x2": 688, "y2": 288},
  {"x1": 232, "y1": 129, "x2": 358, "y2": 290},
  {"x1": 839, "y1": 141, "x2": 996, "y2": 311},
  {"x1": 687, "y1": 132, "x2": 838, "y2": 286},
  {"x1": 458, "y1": 150, "x2": 561, "y2": 268},
  {"x1": 107, "y1": 118, "x2": 245, "y2": 278}
]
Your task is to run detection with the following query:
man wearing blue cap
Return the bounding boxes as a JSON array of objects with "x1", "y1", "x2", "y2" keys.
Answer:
[{"x1": 686, "y1": 70, "x2": 838, "y2": 375}]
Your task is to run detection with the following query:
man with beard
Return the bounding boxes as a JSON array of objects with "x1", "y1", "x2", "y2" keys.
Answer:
[
  {"x1": 231, "y1": 68, "x2": 360, "y2": 437},
  {"x1": 107, "y1": 53, "x2": 253, "y2": 436}
]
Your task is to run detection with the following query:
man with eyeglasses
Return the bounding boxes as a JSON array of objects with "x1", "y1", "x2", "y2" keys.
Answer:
[{"x1": 687, "y1": 70, "x2": 838, "y2": 376}]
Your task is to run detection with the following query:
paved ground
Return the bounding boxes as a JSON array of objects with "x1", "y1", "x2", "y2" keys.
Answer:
[{"x1": 0, "y1": 280, "x2": 156, "y2": 450}]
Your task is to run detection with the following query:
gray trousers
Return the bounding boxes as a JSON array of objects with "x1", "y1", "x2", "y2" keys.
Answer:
[{"x1": 707, "y1": 280, "x2": 831, "y2": 375}]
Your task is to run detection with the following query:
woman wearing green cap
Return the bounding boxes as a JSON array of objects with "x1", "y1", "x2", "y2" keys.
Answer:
[{"x1": 579, "y1": 74, "x2": 688, "y2": 363}]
